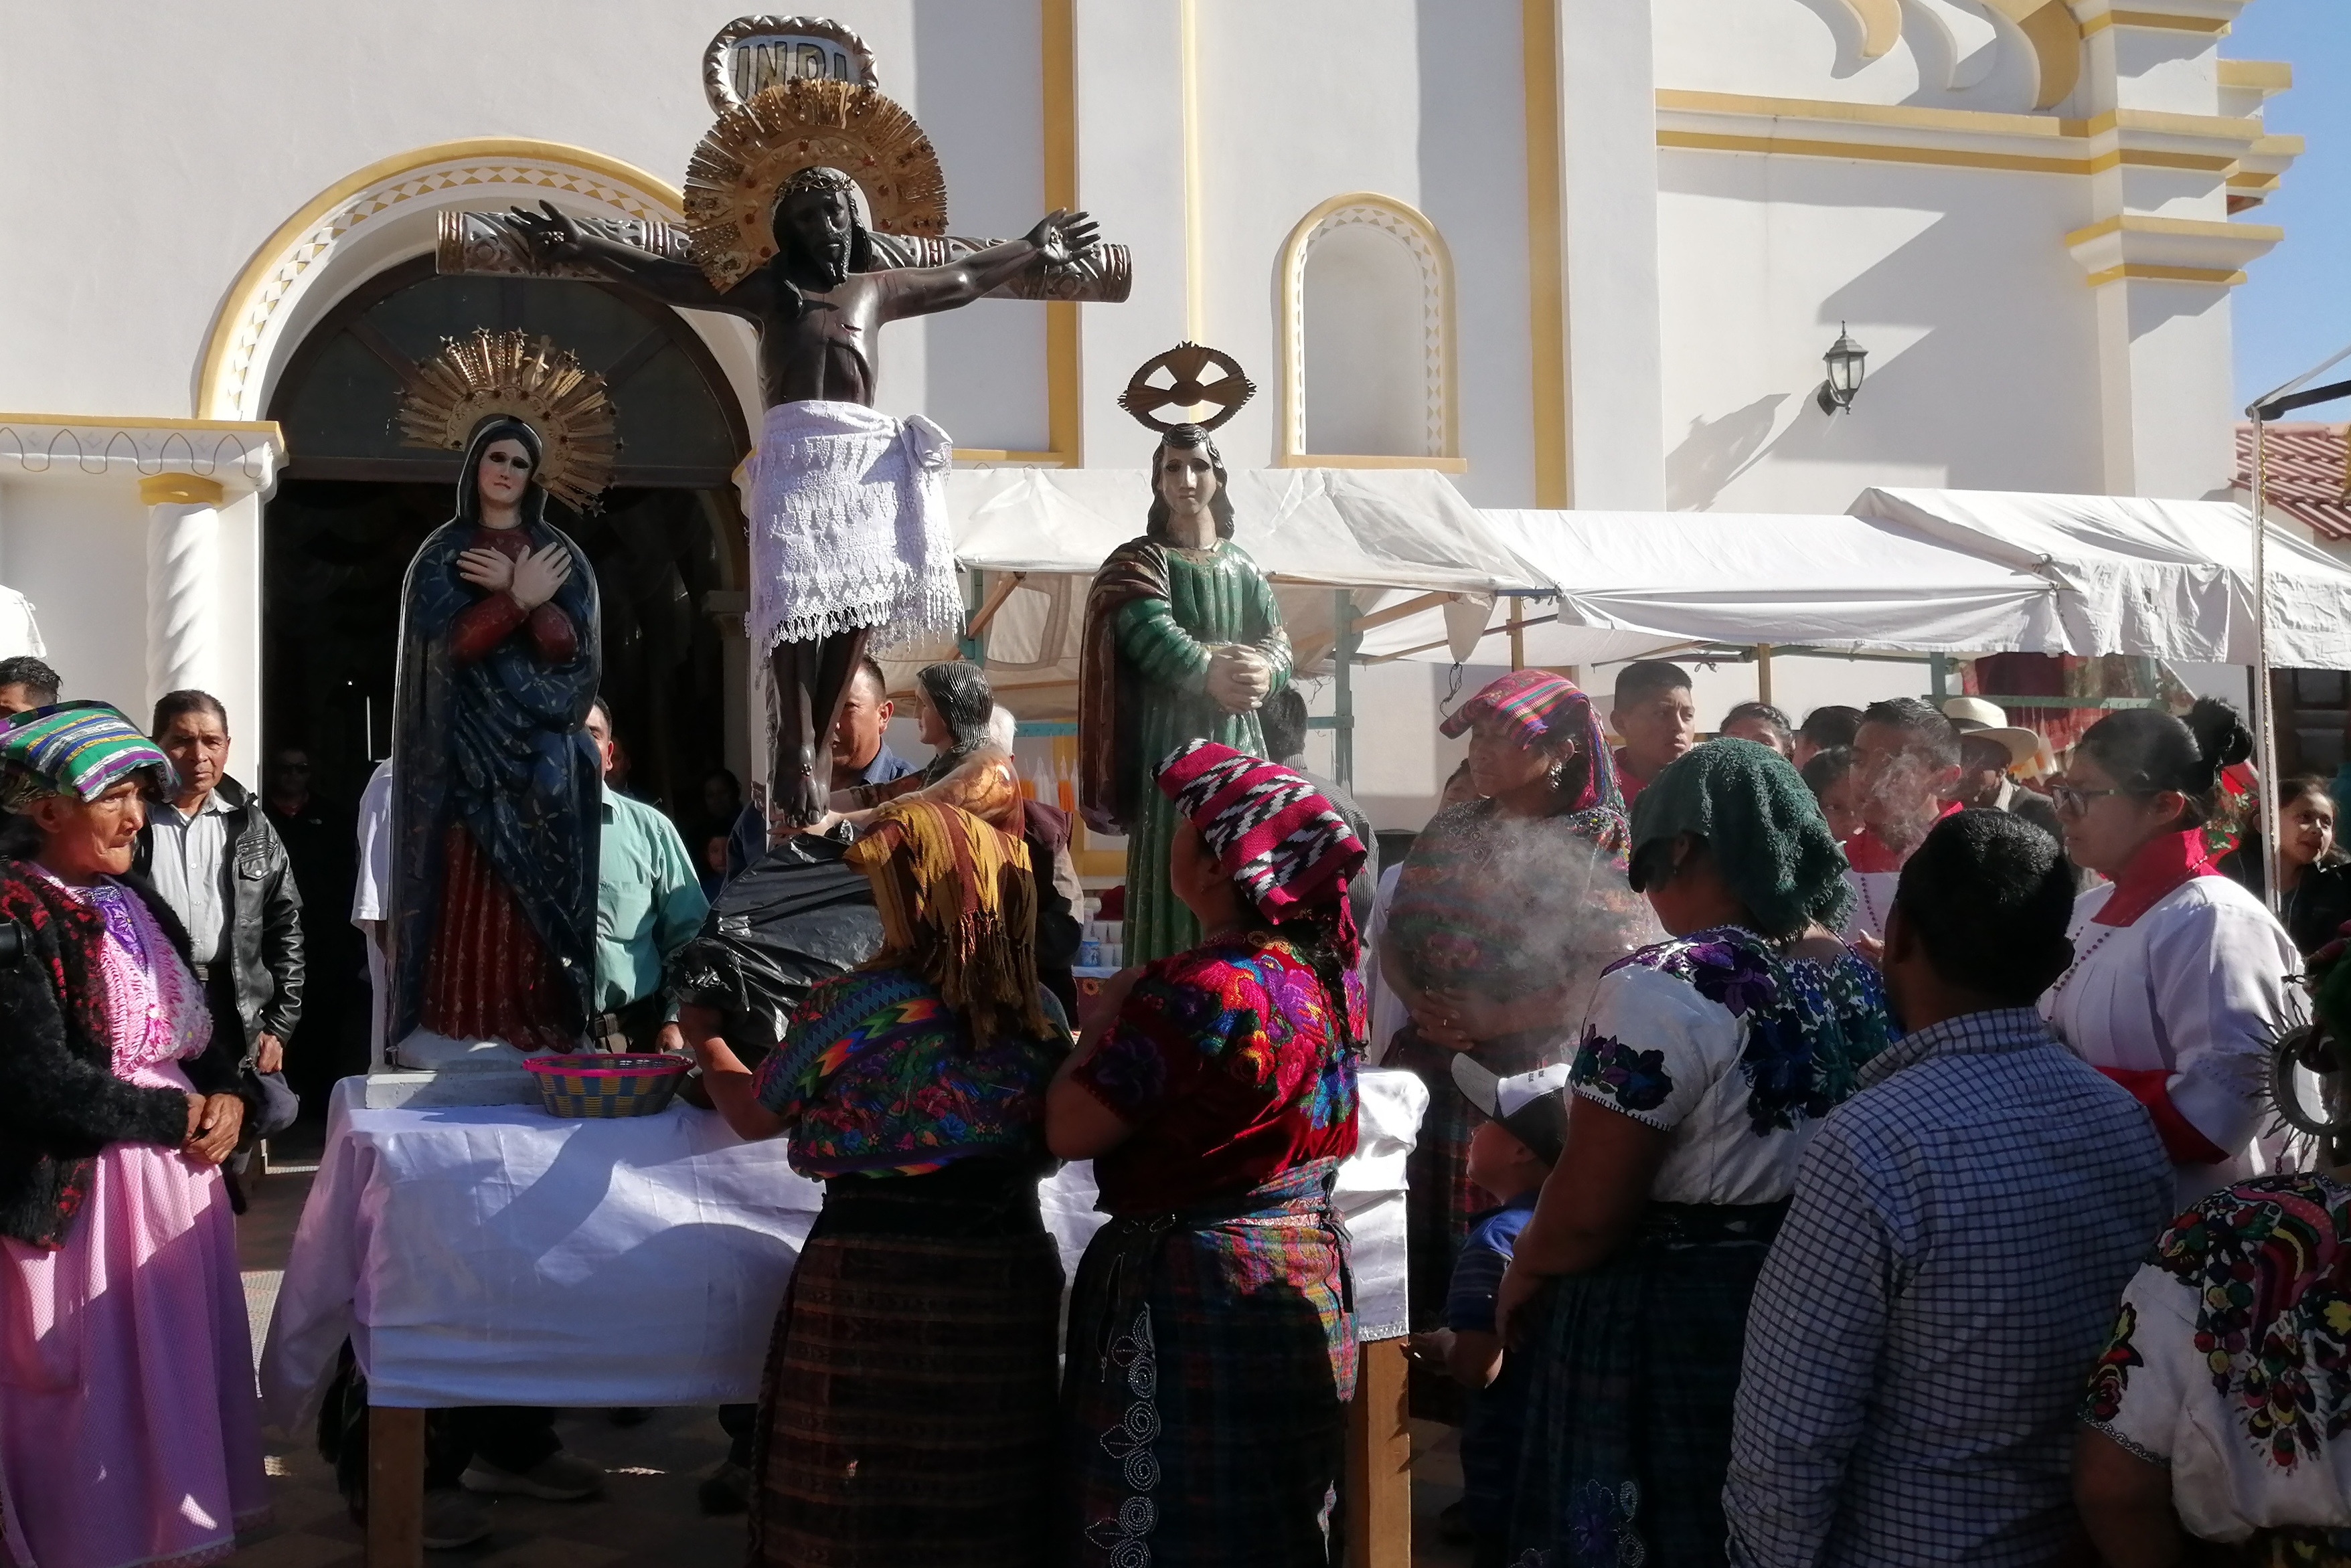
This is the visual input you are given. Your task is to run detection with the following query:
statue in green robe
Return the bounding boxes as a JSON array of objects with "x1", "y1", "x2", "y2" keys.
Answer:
[{"x1": 1079, "y1": 424, "x2": 1291, "y2": 963}]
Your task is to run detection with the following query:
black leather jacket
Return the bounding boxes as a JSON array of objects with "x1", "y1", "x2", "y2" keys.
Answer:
[{"x1": 133, "y1": 775, "x2": 304, "y2": 1059}]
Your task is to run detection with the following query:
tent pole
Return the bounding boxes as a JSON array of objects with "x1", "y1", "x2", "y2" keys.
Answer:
[
  {"x1": 959, "y1": 570, "x2": 987, "y2": 664},
  {"x1": 1755, "y1": 643, "x2": 1773, "y2": 707},
  {"x1": 1509, "y1": 598, "x2": 1526, "y2": 671},
  {"x1": 1929, "y1": 653, "x2": 1949, "y2": 704},
  {"x1": 1335, "y1": 590, "x2": 1358, "y2": 791},
  {"x1": 2253, "y1": 418, "x2": 2283, "y2": 916}
]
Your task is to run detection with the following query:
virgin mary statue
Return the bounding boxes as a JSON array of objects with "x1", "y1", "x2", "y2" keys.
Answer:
[{"x1": 384, "y1": 407, "x2": 603, "y2": 1056}]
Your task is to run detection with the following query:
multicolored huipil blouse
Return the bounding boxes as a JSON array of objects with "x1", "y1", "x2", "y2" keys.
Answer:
[
  {"x1": 1569, "y1": 924, "x2": 1892, "y2": 1206},
  {"x1": 1075, "y1": 928, "x2": 1362, "y2": 1213},
  {"x1": 753, "y1": 965, "x2": 1071, "y2": 1179},
  {"x1": 2082, "y1": 1172, "x2": 2351, "y2": 1551}
]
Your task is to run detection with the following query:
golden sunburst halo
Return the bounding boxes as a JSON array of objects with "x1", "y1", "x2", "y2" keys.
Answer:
[
  {"x1": 683, "y1": 77, "x2": 947, "y2": 292},
  {"x1": 396, "y1": 330, "x2": 617, "y2": 511}
]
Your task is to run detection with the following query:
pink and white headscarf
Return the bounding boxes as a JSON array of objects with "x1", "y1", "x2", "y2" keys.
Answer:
[{"x1": 1153, "y1": 740, "x2": 1367, "y2": 963}]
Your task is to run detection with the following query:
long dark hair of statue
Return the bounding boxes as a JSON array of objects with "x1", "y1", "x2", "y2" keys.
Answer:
[
  {"x1": 918, "y1": 661, "x2": 995, "y2": 759},
  {"x1": 382, "y1": 414, "x2": 604, "y2": 1049},
  {"x1": 1144, "y1": 426, "x2": 1236, "y2": 543}
]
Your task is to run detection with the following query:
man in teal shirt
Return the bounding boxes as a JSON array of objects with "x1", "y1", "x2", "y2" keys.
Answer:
[{"x1": 585, "y1": 699, "x2": 710, "y2": 1053}]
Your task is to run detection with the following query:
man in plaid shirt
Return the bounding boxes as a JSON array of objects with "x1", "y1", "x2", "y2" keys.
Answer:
[{"x1": 1724, "y1": 810, "x2": 2174, "y2": 1566}]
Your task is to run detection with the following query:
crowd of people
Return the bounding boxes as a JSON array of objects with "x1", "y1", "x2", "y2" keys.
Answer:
[
  {"x1": 7, "y1": 630, "x2": 2351, "y2": 1568},
  {"x1": 1375, "y1": 661, "x2": 2349, "y2": 1568}
]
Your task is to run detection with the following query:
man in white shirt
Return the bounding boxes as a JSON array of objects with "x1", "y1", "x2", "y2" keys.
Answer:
[
  {"x1": 352, "y1": 760, "x2": 394, "y2": 1067},
  {"x1": 1841, "y1": 697, "x2": 1962, "y2": 951}
]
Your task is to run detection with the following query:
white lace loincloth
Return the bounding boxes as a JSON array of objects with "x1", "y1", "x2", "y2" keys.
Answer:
[{"x1": 745, "y1": 400, "x2": 961, "y2": 653}]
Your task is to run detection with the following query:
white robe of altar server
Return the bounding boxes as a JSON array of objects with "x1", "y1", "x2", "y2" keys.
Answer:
[{"x1": 2040, "y1": 873, "x2": 2306, "y2": 1208}]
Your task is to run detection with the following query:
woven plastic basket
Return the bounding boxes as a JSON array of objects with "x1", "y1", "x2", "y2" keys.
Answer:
[{"x1": 521, "y1": 1054, "x2": 690, "y2": 1119}]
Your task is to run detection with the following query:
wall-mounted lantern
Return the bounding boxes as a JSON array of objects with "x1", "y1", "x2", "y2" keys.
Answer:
[{"x1": 1815, "y1": 323, "x2": 1868, "y2": 416}]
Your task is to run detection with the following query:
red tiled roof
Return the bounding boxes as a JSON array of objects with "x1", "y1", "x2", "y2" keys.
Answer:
[{"x1": 2237, "y1": 422, "x2": 2351, "y2": 541}]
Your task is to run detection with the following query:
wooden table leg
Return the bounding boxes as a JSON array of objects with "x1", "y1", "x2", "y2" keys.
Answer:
[
  {"x1": 367, "y1": 1405, "x2": 425, "y2": 1568},
  {"x1": 1346, "y1": 1337, "x2": 1411, "y2": 1568}
]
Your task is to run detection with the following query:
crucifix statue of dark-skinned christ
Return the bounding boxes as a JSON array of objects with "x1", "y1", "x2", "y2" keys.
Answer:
[{"x1": 485, "y1": 35, "x2": 1128, "y2": 829}]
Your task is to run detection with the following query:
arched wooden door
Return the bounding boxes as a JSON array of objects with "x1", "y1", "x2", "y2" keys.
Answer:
[{"x1": 263, "y1": 255, "x2": 751, "y2": 829}]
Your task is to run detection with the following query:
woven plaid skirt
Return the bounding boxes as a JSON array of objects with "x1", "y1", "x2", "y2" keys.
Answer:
[
  {"x1": 1060, "y1": 1159, "x2": 1356, "y2": 1568},
  {"x1": 1508, "y1": 1201, "x2": 1787, "y2": 1568},
  {"x1": 750, "y1": 1164, "x2": 1064, "y2": 1568}
]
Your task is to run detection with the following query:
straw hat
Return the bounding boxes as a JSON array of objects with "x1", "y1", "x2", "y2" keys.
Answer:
[{"x1": 1941, "y1": 697, "x2": 2042, "y2": 768}]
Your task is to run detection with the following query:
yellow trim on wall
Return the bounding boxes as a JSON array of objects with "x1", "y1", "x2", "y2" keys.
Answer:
[
  {"x1": 1980, "y1": 0, "x2": 2082, "y2": 110},
  {"x1": 1838, "y1": 0, "x2": 1902, "y2": 58},
  {"x1": 138, "y1": 473, "x2": 226, "y2": 506},
  {"x1": 194, "y1": 138, "x2": 683, "y2": 420},
  {"x1": 1656, "y1": 89, "x2": 2075, "y2": 140},
  {"x1": 1040, "y1": 0, "x2": 1081, "y2": 467},
  {"x1": 1274, "y1": 191, "x2": 1459, "y2": 469},
  {"x1": 1287, "y1": 454, "x2": 1470, "y2": 473},
  {"x1": 2078, "y1": 106, "x2": 2265, "y2": 142},
  {"x1": 2084, "y1": 148, "x2": 2240, "y2": 174},
  {"x1": 952, "y1": 448, "x2": 1070, "y2": 467},
  {"x1": 2218, "y1": 59, "x2": 2292, "y2": 92},
  {"x1": 2083, "y1": 263, "x2": 2247, "y2": 287},
  {"x1": 1657, "y1": 129, "x2": 2087, "y2": 175},
  {"x1": 0, "y1": 412, "x2": 282, "y2": 436},
  {"x1": 2064, "y1": 212, "x2": 2283, "y2": 248},
  {"x1": 2082, "y1": 10, "x2": 2233, "y2": 36},
  {"x1": 1178, "y1": 0, "x2": 1205, "y2": 342},
  {"x1": 1522, "y1": 0, "x2": 1568, "y2": 509}
]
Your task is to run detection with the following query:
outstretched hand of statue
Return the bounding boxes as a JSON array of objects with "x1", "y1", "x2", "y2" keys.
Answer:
[
  {"x1": 1025, "y1": 209, "x2": 1102, "y2": 268},
  {"x1": 508, "y1": 200, "x2": 587, "y2": 266},
  {"x1": 509, "y1": 543, "x2": 574, "y2": 610}
]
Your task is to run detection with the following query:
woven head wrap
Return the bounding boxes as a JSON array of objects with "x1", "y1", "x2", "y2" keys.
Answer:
[
  {"x1": 0, "y1": 701, "x2": 175, "y2": 812},
  {"x1": 1625, "y1": 737, "x2": 1852, "y2": 938},
  {"x1": 1439, "y1": 669, "x2": 1623, "y2": 818},
  {"x1": 1153, "y1": 740, "x2": 1368, "y2": 963},
  {"x1": 844, "y1": 798, "x2": 1048, "y2": 1040}
]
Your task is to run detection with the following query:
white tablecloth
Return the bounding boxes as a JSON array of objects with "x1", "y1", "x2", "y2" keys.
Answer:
[{"x1": 260, "y1": 1069, "x2": 1426, "y2": 1425}]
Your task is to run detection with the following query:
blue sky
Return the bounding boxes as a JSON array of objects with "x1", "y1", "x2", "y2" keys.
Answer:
[{"x1": 2231, "y1": 0, "x2": 2351, "y2": 409}]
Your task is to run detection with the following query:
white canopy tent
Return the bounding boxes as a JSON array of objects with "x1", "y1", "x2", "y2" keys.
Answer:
[
  {"x1": 1352, "y1": 508, "x2": 2071, "y2": 670},
  {"x1": 1848, "y1": 487, "x2": 2351, "y2": 669},
  {"x1": 879, "y1": 468, "x2": 1554, "y2": 748}
]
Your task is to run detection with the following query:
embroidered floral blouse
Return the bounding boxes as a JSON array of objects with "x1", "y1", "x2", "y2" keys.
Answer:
[
  {"x1": 2083, "y1": 1173, "x2": 2351, "y2": 1545},
  {"x1": 1074, "y1": 928, "x2": 1362, "y2": 1214},
  {"x1": 753, "y1": 966, "x2": 1071, "y2": 1179},
  {"x1": 1570, "y1": 926, "x2": 1892, "y2": 1206}
]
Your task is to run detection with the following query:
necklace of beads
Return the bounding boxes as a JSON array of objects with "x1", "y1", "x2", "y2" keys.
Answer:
[{"x1": 2046, "y1": 922, "x2": 2123, "y2": 1001}]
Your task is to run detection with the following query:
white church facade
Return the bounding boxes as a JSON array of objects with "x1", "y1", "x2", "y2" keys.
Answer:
[{"x1": 0, "y1": 0, "x2": 2301, "y2": 818}]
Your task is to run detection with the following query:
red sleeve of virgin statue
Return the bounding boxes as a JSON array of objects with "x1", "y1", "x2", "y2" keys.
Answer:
[
  {"x1": 2097, "y1": 1065, "x2": 2231, "y2": 1164},
  {"x1": 526, "y1": 602, "x2": 577, "y2": 663},
  {"x1": 447, "y1": 596, "x2": 578, "y2": 665},
  {"x1": 447, "y1": 593, "x2": 527, "y2": 664}
]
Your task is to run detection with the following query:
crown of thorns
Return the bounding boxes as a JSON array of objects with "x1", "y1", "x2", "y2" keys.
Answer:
[{"x1": 781, "y1": 165, "x2": 858, "y2": 197}]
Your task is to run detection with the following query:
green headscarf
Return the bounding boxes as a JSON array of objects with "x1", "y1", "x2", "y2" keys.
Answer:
[{"x1": 1627, "y1": 737, "x2": 1852, "y2": 936}]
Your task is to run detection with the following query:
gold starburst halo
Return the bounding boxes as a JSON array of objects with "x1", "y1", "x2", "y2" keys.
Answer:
[
  {"x1": 683, "y1": 77, "x2": 947, "y2": 292},
  {"x1": 396, "y1": 330, "x2": 617, "y2": 512}
]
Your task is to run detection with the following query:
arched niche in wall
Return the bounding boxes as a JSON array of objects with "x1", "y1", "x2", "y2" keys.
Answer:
[{"x1": 1277, "y1": 193, "x2": 1461, "y2": 472}]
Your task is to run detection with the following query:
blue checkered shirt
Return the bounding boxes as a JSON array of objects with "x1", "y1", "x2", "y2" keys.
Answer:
[{"x1": 1724, "y1": 1007, "x2": 2174, "y2": 1567}]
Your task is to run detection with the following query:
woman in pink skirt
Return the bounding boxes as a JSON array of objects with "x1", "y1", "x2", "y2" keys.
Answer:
[{"x1": 0, "y1": 701, "x2": 270, "y2": 1568}]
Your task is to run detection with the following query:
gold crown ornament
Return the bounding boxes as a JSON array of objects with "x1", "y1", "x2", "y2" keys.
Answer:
[
  {"x1": 396, "y1": 330, "x2": 617, "y2": 511},
  {"x1": 683, "y1": 76, "x2": 947, "y2": 291}
]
